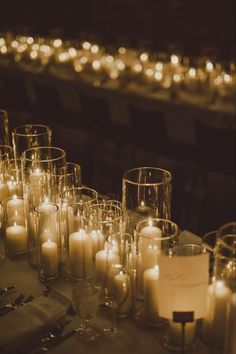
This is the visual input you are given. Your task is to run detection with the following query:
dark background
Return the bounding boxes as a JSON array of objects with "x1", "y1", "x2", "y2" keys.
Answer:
[{"x1": 1, "y1": 0, "x2": 235, "y2": 59}]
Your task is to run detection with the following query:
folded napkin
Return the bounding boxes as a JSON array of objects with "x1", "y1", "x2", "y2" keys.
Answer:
[
  {"x1": 179, "y1": 229, "x2": 202, "y2": 246},
  {"x1": 0, "y1": 292, "x2": 70, "y2": 353}
]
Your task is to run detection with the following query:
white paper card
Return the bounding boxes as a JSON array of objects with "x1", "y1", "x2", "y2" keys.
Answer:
[{"x1": 158, "y1": 253, "x2": 209, "y2": 320}]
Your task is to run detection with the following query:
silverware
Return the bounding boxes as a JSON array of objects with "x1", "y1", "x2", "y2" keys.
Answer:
[
  {"x1": 37, "y1": 327, "x2": 79, "y2": 353},
  {"x1": 0, "y1": 294, "x2": 25, "y2": 316}
]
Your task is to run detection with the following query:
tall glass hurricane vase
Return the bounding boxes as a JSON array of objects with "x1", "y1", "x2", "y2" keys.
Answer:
[
  {"x1": 122, "y1": 167, "x2": 172, "y2": 235},
  {"x1": 12, "y1": 124, "x2": 52, "y2": 158},
  {"x1": 21, "y1": 146, "x2": 66, "y2": 266}
]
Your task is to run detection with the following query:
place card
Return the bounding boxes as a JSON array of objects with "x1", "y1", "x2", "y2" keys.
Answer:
[{"x1": 158, "y1": 253, "x2": 209, "y2": 320}]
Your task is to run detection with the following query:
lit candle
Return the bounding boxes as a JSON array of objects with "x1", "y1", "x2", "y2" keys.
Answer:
[
  {"x1": 135, "y1": 201, "x2": 153, "y2": 217},
  {"x1": 202, "y1": 280, "x2": 232, "y2": 346},
  {"x1": 6, "y1": 223, "x2": 28, "y2": 253},
  {"x1": 0, "y1": 182, "x2": 9, "y2": 202},
  {"x1": 95, "y1": 249, "x2": 120, "y2": 283},
  {"x1": 224, "y1": 292, "x2": 236, "y2": 354},
  {"x1": 113, "y1": 271, "x2": 132, "y2": 316},
  {"x1": 41, "y1": 239, "x2": 58, "y2": 278},
  {"x1": 140, "y1": 219, "x2": 162, "y2": 238},
  {"x1": 8, "y1": 210, "x2": 25, "y2": 226},
  {"x1": 139, "y1": 219, "x2": 162, "y2": 268},
  {"x1": 69, "y1": 229, "x2": 93, "y2": 279},
  {"x1": 143, "y1": 265, "x2": 159, "y2": 322},
  {"x1": 6, "y1": 195, "x2": 24, "y2": 217}
]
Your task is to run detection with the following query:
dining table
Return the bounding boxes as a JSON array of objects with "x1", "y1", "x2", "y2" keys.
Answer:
[{"x1": 0, "y1": 231, "x2": 213, "y2": 354}]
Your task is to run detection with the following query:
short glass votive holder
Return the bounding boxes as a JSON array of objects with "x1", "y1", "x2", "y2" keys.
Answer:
[
  {"x1": 34, "y1": 202, "x2": 60, "y2": 282},
  {"x1": 1, "y1": 195, "x2": 28, "y2": 256},
  {"x1": 134, "y1": 218, "x2": 179, "y2": 328}
]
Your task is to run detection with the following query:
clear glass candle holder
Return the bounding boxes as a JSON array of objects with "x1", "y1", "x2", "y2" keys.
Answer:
[
  {"x1": 134, "y1": 218, "x2": 179, "y2": 327},
  {"x1": 0, "y1": 110, "x2": 10, "y2": 146},
  {"x1": 122, "y1": 167, "x2": 172, "y2": 235},
  {"x1": 1, "y1": 195, "x2": 28, "y2": 256},
  {"x1": 12, "y1": 124, "x2": 52, "y2": 158},
  {"x1": 34, "y1": 202, "x2": 60, "y2": 282},
  {"x1": 201, "y1": 222, "x2": 236, "y2": 352},
  {"x1": 60, "y1": 187, "x2": 99, "y2": 280},
  {"x1": 105, "y1": 232, "x2": 134, "y2": 319},
  {"x1": 21, "y1": 146, "x2": 66, "y2": 266}
]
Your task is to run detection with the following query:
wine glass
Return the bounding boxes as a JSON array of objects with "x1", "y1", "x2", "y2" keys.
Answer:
[{"x1": 72, "y1": 279, "x2": 101, "y2": 341}]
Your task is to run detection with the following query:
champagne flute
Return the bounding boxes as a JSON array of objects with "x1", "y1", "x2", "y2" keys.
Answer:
[{"x1": 72, "y1": 279, "x2": 101, "y2": 341}]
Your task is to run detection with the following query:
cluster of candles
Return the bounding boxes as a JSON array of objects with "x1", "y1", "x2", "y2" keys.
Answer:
[
  {"x1": 0, "y1": 116, "x2": 235, "y2": 352},
  {"x1": 0, "y1": 32, "x2": 235, "y2": 100}
]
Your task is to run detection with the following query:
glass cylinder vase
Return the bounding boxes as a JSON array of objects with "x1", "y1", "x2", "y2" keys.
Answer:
[
  {"x1": 21, "y1": 146, "x2": 66, "y2": 266},
  {"x1": 122, "y1": 167, "x2": 172, "y2": 235},
  {"x1": 34, "y1": 202, "x2": 60, "y2": 281}
]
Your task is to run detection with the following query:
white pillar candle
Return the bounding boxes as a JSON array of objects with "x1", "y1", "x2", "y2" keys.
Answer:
[
  {"x1": 113, "y1": 271, "x2": 132, "y2": 315},
  {"x1": 202, "y1": 281, "x2": 232, "y2": 346},
  {"x1": 6, "y1": 224, "x2": 28, "y2": 253},
  {"x1": 169, "y1": 321, "x2": 196, "y2": 346},
  {"x1": 0, "y1": 182, "x2": 9, "y2": 202},
  {"x1": 90, "y1": 230, "x2": 105, "y2": 257},
  {"x1": 139, "y1": 221, "x2": 162, "y2": 255},
  {"x1": 224, "y1": 292, "x2": 236, "y2": 354},
  {"x1": 41, "y1": 239, "x2": 58, "y2": 278},
  {"x1": 143, "y1": 265, "x2": 159, "y2": 322},
  {"x1": 95, "y1": 249, "x2": 120, "y2": 283},
  {"x1": 7, "y1": 195, "x2": 25, "y2": 217},
  {"x1": 69, "y1": 229, "x2": 93, "y2": 279},
  {"x1": 8, "y1": 210, "x2": 25, "y2": 226}
]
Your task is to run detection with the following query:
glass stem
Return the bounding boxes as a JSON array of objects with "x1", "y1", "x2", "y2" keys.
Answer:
[{"x1": 111, "y1": 301, "x2": 117, "y2": 333}]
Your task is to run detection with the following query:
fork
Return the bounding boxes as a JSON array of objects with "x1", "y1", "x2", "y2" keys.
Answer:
[{"x1": 0, "y1": 294, "x2": 25, "y2": 316}]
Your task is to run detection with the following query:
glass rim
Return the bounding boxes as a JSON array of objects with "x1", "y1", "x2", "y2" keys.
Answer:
[
  {"x1": 66, "y1": 162, "x2": 81, "y2": 176},
  {"x1": 218, "y1": 221, "x2": 236, "y2": 251},
  {"x1": 169, "y1": 243, "x2": 204, "y2": 256},
  {"x1": 34, "y1": 202, "x2": 59, "y2": 214},
  {"x1": 22, "y1": 146, "x2": 66, "y2": 163},
  {"x1": 83, "y1": 203, "x2": 123, "y2": 223},
  {"x1": 59, "y1": 186, "x2": 98, "y2": 202},
  {"x1": 106, "y1": 232, "x2": 134, "y2": 245},
  {"x1": 12, "y1": 124, "x2": 52, "y2": 137},
  {"x1": 136, "y1": 217, "x2": 179, "y2": 241},
  {"x1": 123, "y1": 166, "x2": 172, "y2": 186}
]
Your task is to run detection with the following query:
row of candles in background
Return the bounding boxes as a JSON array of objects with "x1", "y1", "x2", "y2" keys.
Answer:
[
  {"x1": 0, "y1": 112, "x2": 235, "y2": 353},
  {"x1": 0, "y1": 32, "x2": 235, "y2": 102}
]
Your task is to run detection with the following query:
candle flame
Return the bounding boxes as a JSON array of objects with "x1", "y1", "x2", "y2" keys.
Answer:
[{"x1": 148, "y1": 218, "x2": 153, "y2": 227}]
